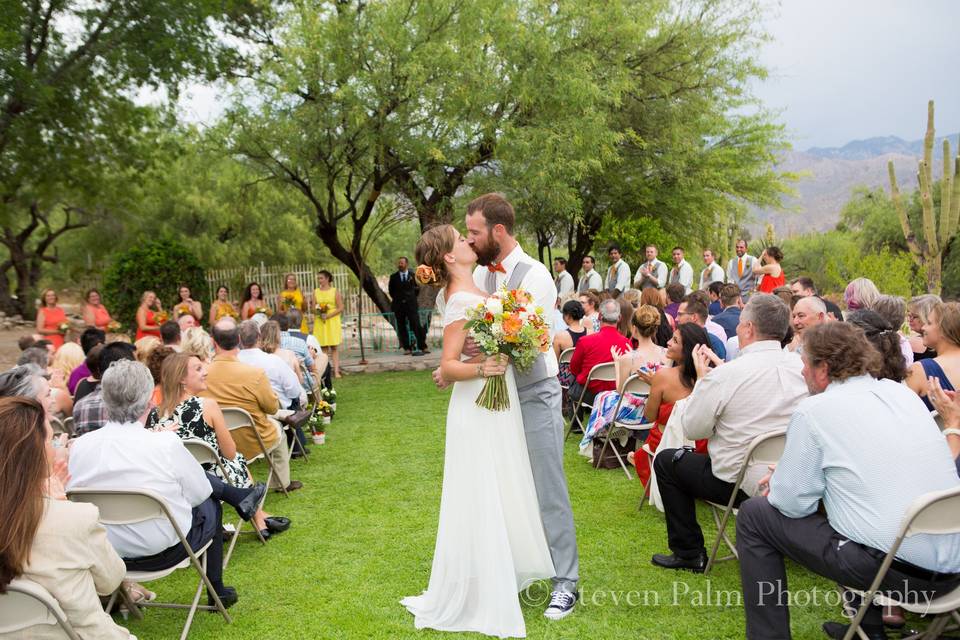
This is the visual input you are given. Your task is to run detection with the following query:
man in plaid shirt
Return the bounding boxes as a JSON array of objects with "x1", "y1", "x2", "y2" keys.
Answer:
[{"x1": 72, "y1": 342, "x2": 136, "y2": 435}]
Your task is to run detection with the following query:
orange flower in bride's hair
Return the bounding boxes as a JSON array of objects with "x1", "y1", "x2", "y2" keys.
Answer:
[{"x1": 415, "y1": 265, "x2": 437, "y2": 285}]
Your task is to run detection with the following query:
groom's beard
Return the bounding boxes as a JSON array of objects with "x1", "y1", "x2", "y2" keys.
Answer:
[{"x1": 472, "y1": 236, "x2": 501, "y2": 266}]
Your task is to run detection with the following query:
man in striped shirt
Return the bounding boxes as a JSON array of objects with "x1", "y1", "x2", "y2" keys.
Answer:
[{"x1": 737, "y1": 322, "x2": 960, "y2": 640}]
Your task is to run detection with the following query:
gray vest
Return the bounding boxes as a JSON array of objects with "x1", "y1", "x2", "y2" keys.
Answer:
[{"x1": 484, "y1": 261, "x2": 550, "y2": 389}]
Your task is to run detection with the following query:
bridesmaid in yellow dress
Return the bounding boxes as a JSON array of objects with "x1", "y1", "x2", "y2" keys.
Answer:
[
  {"x1": 208, "y1": 285, "x2": 240, "y2": 325},
  {"x1": 280, "y1": 273, "x2": 309, "y2": 333},
  {"x1": 312, "y1": 269, "x2": 344, "y2": 378}
]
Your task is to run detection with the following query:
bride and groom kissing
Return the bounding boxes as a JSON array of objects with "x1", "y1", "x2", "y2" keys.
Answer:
[{"x1": 400, "y1": 194, "x2": 580, "y2": 638}]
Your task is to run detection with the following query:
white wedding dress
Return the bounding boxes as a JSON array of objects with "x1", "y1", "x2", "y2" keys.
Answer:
[{"x1": 402, "y1": 291, "x2": 555, "y2": 638}]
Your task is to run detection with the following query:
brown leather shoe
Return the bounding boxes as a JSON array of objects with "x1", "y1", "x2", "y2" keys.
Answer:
[{"x1": 284, "y1": 481, "x2": 303, "y2": 492}]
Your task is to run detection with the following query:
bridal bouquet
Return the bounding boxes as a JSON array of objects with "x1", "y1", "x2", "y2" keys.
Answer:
[{"x1": 464, "y1": 287, "x2": 550, "y2": 411}]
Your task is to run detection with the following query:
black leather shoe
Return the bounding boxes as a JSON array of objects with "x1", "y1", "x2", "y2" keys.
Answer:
[
  {"x1": 234, "y1": 483, "x2": 266, "y2": 521},
  {"x1": 208, "y1": 586, "x2": 238, "y2": 609},
  {"x1": 258, "y1": 528, "x2": 271, "y2": 540},
  {"x1": 651, "y1": 552, "x2": 707, "y2": 573},
  {"x1": 823, "y1": 621, "x2": 887, "y2": 640},
  {"x1": 264, "y1": 516, "x2": 291, "y2": 533}
]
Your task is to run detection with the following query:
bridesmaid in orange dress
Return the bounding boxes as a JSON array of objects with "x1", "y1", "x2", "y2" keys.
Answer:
[
  {"x1": 753, "y1": 246, "x2": 785, "y2": 294},
  {"x1": 81, "y1": 289, "x2": 113, "y2": 331},
  {"x1": 35, "y1": 289, "x2": 67, "y2": 350},
  {"x1": 135, "y1": 291, "x2": 164, "y2": 340},
  {"x1": 633, "y1": 324, "x2": 711, "y2": 485}
]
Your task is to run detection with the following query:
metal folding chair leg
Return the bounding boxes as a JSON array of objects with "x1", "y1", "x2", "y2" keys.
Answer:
[{"x1": 705, "y1": 503, "x2": 738, "y2": 574}]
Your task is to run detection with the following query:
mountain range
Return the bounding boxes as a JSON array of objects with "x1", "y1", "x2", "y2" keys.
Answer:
[{"x1": 750, "y1": 132, "x2": 959, "y2": 236}]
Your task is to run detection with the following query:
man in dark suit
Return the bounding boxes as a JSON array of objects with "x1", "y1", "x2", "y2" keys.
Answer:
[
  {"x1": 712, "y1": 283, "x2": 743, "y2": 340},
  {"x1": 389, "y1": 257, "x2": 428, "y2": 356}
]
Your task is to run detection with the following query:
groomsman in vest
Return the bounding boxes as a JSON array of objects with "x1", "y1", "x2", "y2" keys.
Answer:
[
  {"x1": 668, "y1": 247, "x2": 694, "y2": 295},
  {"x1": 699, "y1": 249, "x2": 725, "y2": 290},
  {"x1": 606, "y1": 246, "x2": 631, "y2": 298},
  {"x1": 553, "y1": 257, "x2": 575, "y2": 297},
  {"x1": 577, "y1": 255, "x2": 603, "y2": 293},
  {"x1": 634, "y1": 244, "x2": 668, "y2": 290},
  {"x1": 726, "y1": 239, "x2": 757, "y2": 301},
  {"x1": 388, "y1": 256, "x2": 428, "y2": 356}
]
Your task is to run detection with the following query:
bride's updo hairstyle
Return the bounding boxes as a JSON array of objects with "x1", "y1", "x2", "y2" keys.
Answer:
[{"x1": 415, "y1": 224, "x2": 456, "y2": 287}]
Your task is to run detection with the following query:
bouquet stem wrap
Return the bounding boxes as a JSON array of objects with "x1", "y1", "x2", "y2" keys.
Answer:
[{"x1": 476, "y1": 373, "x2": 510, "y2": 411}]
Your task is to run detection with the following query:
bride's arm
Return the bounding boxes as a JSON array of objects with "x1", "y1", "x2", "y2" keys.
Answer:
[{"x1": 440, "y1": 320, "x2": 507, "y2": 382}]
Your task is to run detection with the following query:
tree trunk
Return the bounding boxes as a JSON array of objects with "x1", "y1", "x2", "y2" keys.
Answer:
[{"x1": 566, "y1": 210, "x2": 604, "y2": 292}]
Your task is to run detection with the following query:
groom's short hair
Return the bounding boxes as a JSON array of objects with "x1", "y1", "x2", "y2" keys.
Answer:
[{"x1": 466, "y1": 193, "x2": 515, "y2": 234}]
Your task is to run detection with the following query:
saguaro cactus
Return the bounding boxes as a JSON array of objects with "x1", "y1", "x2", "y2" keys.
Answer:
[{"x1": 888, "y1": 100, "x2": 960, "y2": 294}]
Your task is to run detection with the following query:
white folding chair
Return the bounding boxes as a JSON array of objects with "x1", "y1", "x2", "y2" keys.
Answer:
[
  {"x1": 67, "y1": 487, "x2": 232, "y2": 640},
  {"x1": 843, "y1": 486, "x2": 960, "y2": 640},
  {"x1": 565, "y1": 362, "x2": 617, "y2": 440},
  {"x1": 594, "y1": 374, "x2": 651, "y2": 479},
  {"x1": 181, "y1": 438, "x2": 266, "y2": 568},
  {"x1": 703, "y1": 428, "x2": 788, "y2": 574},
  {"x1": 62, "y1": 416, "x2": 74, "y2": 436},
  {"x1": 50, "y1": 416, "x2": 68, "y2": 437},
  {"x1": 0, "y1": 578, "x2": 81, "y2": 639},
  {"x1": 222, "y1": 407, "x2": 288, "y2": 497}
]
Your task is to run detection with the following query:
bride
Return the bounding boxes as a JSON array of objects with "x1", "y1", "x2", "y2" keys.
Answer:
[{"x1": 401, "y1": 224, "x2": 555, "y2": 638}]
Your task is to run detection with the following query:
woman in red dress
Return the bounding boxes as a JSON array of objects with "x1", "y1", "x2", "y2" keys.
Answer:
[
  {"x1": 135, "y1": 290, "x2": 164, "y2": 341},
  {"x1": 753, "y1": 246, "x2": 785, "y2": 294},
  {"x1": 632, "y1": 323, "x2": 712, "y2": 485},
  {"x1": 35, "y1": 289, "x2": 67, "y2": 350},
  {"x1": 81, "y1": 289, "x2": 113, "y2": 331}
]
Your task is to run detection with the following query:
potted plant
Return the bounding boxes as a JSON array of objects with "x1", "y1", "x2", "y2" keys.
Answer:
[{"x1": 321, "y1": 387, "x2": 337, "y2": 413}]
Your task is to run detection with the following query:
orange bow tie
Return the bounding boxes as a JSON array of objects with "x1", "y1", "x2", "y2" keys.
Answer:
[{"x1": 487, "y1": 263, "x2": 506, "y2": 274}]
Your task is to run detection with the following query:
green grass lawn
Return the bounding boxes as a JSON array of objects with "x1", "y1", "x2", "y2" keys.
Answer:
[{"x1": 118, "y1": 370, "x2": 844, "y2": 639}]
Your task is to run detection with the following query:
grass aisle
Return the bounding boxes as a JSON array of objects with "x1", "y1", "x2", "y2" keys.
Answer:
[{"x1": 120, "y1": 371, "x2": 838, "y2": 639}]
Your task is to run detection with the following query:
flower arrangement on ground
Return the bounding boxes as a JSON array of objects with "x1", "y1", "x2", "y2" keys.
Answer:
[{"x1": 464, "y1": 287, "x2": 550, "y2": 411}]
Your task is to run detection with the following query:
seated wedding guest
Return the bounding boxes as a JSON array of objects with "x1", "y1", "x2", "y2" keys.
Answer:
[
  {"x1": 569, "y1": 299, "x2": 632, "y2": 411},
  {"x1": 553, "y1": 300, "x2": 588, "y2": 359},
  {"x1": 17, "y1": 346, "x2": 49, "y2": 369},
  {"x1": 579, "y1": 306, "x2": 669, "y2": 456},
  {"x1": 81, "y1": 288, "x2": 115, "y2": 332},
  {"x1": 201, "y1": 319, "x2": 302, "y2": 493},
  {"x1": 134, "y1": 335, "x2": 161, "y2": 365},
  {"x1": 631, "y1": 323, "x2": 710, "y2": 485},
  {"x1": 578, "y1": 290, "x2": 601, "y2": 334},
  {"x1": 51, "y1": 342, "x2": 83, "y2": 409},
  {"x1": 843, "y1": 276, "x2": 881, "y2": 312},
  {"x1": 908, "y1": 294, "x2": 940, "y2": 361},
  {"x1": 789, "y1": 276, "x2": 843, "y2": 320},
  {"x1": 237, "y1": 320, "x2": 306, "y2": 411},
  {"x1": 16, "y1": 348, "x2": 72, "y2": 418},
  {"x1": 146, "y1": 346, "x2": 176, "y2": 406},
  {"x1": 847, "y1": 310, "x2": 907, "y2": 382},
  {"x1": 278, "y1": 313, "x2": 316, "y2": 390},
  {"x1": 621, "y1": 288, "x2": 643, "y2": 309},
  {"x1": 711, "y1": 283, "x2": 742, "y2": 340},
  {"x1": 148, "y1": 353, "x2": 290, "y2": 540},
  {"x1": 707, "y1": 281, "x2": 724, "y2": 316},
  {"x1": 72, "y1": 342, "x2": 136, "y2": 435},
  {"x1": 651, "y1": 294, "x2": 807, "y2": 572},
  {"x1": 260, "y1": 320, "x2": 305, "y2": 385},
  {"x1": 160, "y1": 320, "x2": 181, "y2": 349},
  {"x1": 18, "y1": 335, "x2": 37, "y2": 351},
  {"x1": 685, "y1": 290, "x2": 725, "y2": 344},
  {"x1": 241, "y1": 282, "x2": 271, "y2": 320},
  {"x1": 928, "y1": 377, "x2": 960, "y2": 474},
  {"x1": 68, "y1": 360, "x2": 266, "y2": 610},
  {"x1": 663, "y1": 284, "x2": 685, "y2": 321},
  {"x1": 0, "y1": 365, "x2": 56, "y2": 419},
  {"x1": 178, "y1": 313, "x2": 198, "y2": 333},
  {"x1": 68, "y1": 328, "x2": 106, "y2": 395},
  {"x1": 753, "y1": 247, "x2": 785, "y2": 294},
  {"x1": 771, "y1": 286, "x2": 797, "y2": 310},
  {"x1": 135, "y1": 291, "x2": 163, "y2": 341},
  {"x1": 616, "y1": 297, "x2": 635, "y2": 339},
  {"x1": 641, "y1": 287, "x2": 674, "y2": 347},
  {"x1": 736, "y1": 322, "x2": 960, "y2": 640},
  {"x1": 172, "y1": 285, "x2": 203, "y2": 324},
  {"x1": 870, "y1": 294, "x2": 913, "y2": 366},
  {"x1": 0, "y1": 397, "x2": 134, "y2": 639},
  {"x1": 905, "y1": 301, "x2": 960, "y2": 411},
  {"x1": 73, "y1": 345, "x2": 103, "y2": 403},
  {"x1": 787, "y1": 295, "x2": 827, "y2": 354},
  {"x1": 676, "y1": 298, "x2": 726, "y2": 360},
  {"x1": 35, "y1": 288, "x2": 67, "y2": 351},
  {"x1": 180, "y1": 327, "x2": 214, "y2": 363}
]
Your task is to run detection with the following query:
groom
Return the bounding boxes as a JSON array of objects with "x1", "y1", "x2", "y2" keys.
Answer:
[{"x1": 433, "y1": 193, "x2": 581, "y2": 619}]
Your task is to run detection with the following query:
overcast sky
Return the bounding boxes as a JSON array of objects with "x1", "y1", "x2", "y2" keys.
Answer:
[
  {"x1": 755, "y1": 0, "x2": 960, "y2": 149},
  {"x1": 175, "y1": 0, "x2": 960, "y2": 151}
]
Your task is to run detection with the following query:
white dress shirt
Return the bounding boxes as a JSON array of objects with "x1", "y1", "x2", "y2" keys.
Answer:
[
  {"x1": 239, "y1": 347, "x2": 306, "y2": 409},
  {"x1": 699, "y1": 262, "x2": 725, "y2": 290},
  {"x1": 68, "y1": 422, "x2": 211, "y2": 559},
  {"x1": 769, "y1": 375, "x2": 960, "y2": 572},
  {"x1": 607, "y1": 259, "x2": 631, "y2": 293},
  {"x1": 680, "y1": 340, "x2": 808, "y2": 494},
  {"x1": 578, "y1": 269, "x2": 603, "y2": 293},
  {"x1": 555, "y1": 270, "x2": 575, "y2": 297},
  {"x1": 473, "y1": 244, "x2": 560, "y2": 377},
  {"x1": 634, "y1": 259, "x2": 667, "y2": 289},
  {"x1": 669, "y1": 259, "x2": 694, "y2": 294}
]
